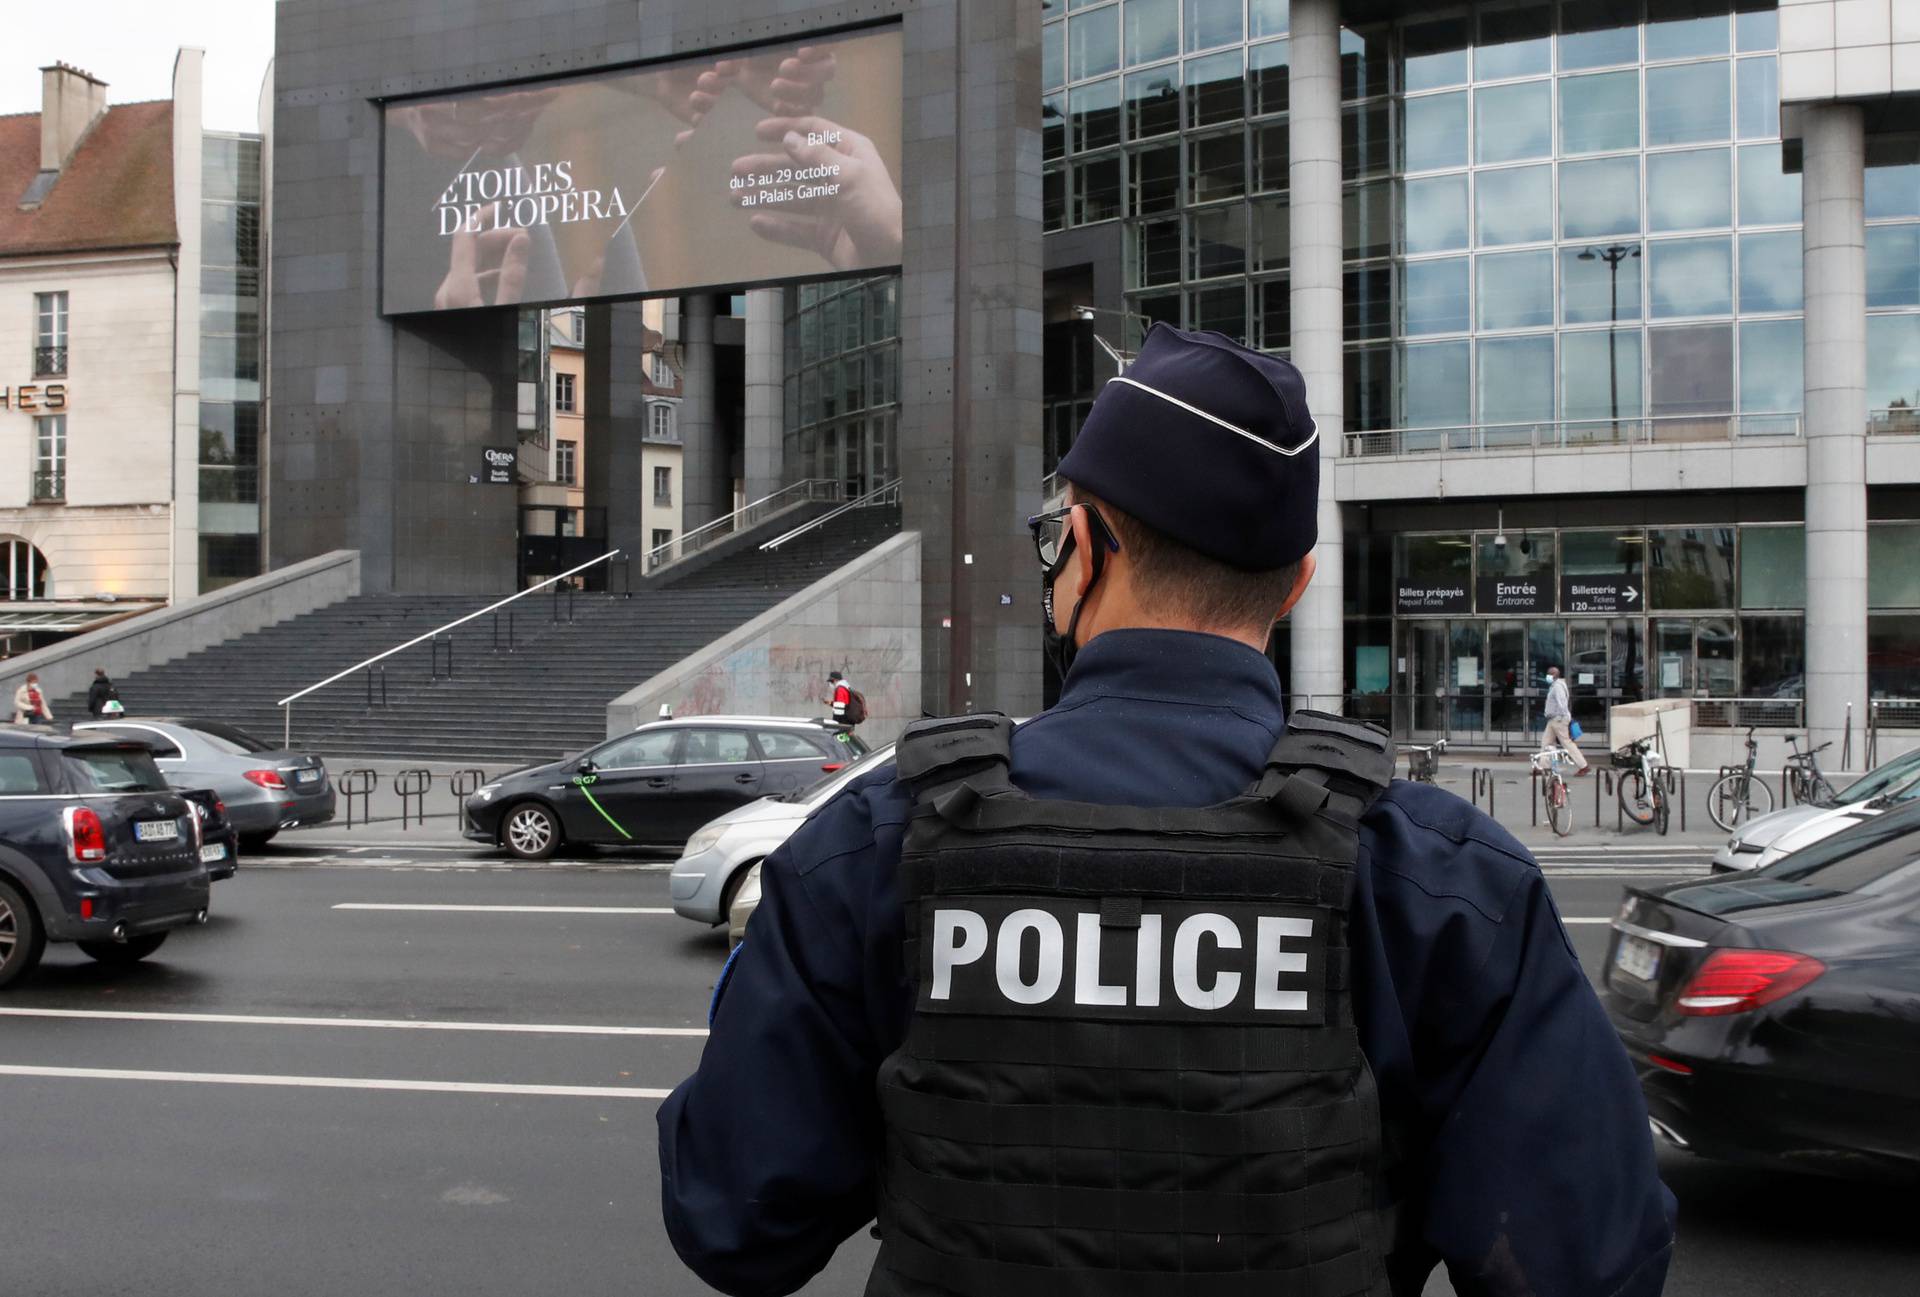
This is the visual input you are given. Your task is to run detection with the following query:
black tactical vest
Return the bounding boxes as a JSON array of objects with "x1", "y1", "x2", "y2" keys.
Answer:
[{"x1": 868, "y1": 710, "x2": 1400, "y2": 1297}]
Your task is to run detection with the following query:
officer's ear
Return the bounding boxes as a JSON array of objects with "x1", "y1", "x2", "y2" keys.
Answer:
[
  {"x1": 1274, "y1": 554, "x2": 1316, "y2": 621},
  {"x1": 1065, "y1": 502, "x2": 1099, "y2": 600}
]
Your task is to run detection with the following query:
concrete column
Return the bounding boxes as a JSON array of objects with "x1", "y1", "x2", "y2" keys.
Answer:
[
  {"x1": 583, "y1": 301, "x2": 651, "y2": 564},
  {"x1": 677, "y1": 293, "x2": 724, "y2": 529},
  {"x1": 1802, "y1": 104, "x2": 1870, "y2": 754},
  {"x1": 743, "y1": 287, "x2": 785, "y2": 502},
  {"x1": 1286, "y1": 0, "x2": 1345, "y2": 714}
]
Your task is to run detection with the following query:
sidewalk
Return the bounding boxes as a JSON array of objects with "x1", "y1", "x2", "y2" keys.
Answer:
[{"x1": 283, "y1": 750, "x2": 1734, "y2": 857}]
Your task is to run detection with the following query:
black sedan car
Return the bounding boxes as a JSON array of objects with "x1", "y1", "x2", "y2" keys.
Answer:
[
  {"x1": 464, "y1": 716, "x2": 867, "y2": 860},
  {"x1": 1602, "y1": 800, "x2": 1920, "y2": 1182}
]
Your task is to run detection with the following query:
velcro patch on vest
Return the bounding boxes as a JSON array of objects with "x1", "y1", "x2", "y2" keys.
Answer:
[{"x1": 917, "y1": 897, "x2": 1330, "y2": 1026}]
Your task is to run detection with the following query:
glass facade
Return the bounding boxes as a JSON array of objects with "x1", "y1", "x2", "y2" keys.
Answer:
[
  {"x1": 1041, "y1": 1, "x2": 1920, "y2": 445},
  {"x1": 783, "y1": 276, "x2": 901, "y2": 496},
  {"x1": 199, "y1": 134, "x2": 264, "y2": 591}
]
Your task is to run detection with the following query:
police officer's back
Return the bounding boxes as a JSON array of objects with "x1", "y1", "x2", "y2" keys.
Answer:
[{"x1": 660, "y1": 325, "x2": 1675, "y2": 1296}]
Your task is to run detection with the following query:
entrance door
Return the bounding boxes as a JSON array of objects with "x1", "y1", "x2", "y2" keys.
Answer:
[
  {"x1": 1449, "y1": 622, "x2": 1486, "y2": 738},
  {"x1": 1488, "y1": 621, "x2": 1527, "y2": 736},
  {"x1": 1402, "y1": 622, "x2": 1449, "y2": 736}
]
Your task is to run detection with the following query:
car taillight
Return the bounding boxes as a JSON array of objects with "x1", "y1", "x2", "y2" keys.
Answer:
[
  {"x1": 1675, "y1": 949, "x2": 1826, "y2": 1016},
  {"x1": 243, "y1": 769, "x2": 288, "y2": 790},
  {"x1": 63, "y1": 806, "x2": 108, "y2": 864},
  {"x1": 214, "y1": 798, "x2": 226, "y2": 817}
]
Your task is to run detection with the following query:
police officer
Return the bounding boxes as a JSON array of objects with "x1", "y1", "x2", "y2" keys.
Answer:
[{"x1": 660, "y1": 324, "x2": 1675, "y2": 1296}]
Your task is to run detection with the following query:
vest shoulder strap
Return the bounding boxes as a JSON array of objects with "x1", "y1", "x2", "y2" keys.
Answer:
[
  {"x1": 1257, "y1": 710, "x2": 1395, "y2": 820},
  {"x1": 897, "y1": 713, "x2": 1016, "y2": 807}
]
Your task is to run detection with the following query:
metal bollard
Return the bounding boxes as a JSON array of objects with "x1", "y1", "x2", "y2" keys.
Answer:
[
  {"x1": 1470, "y1": 767, "x2": 1495, "y2": 817},
  {"x1": 394, "y1": 769, "x2": 432, "y2": 831},
  {"x1": 1661, "y1": 766, "x2": 1686, "y2": 833},
  {"x1": 1529, "y1": 767, "x2": 1541, "y2": 827},
  {"x1": 340, "y1": 769, "x2": 377, "y2": 830}
]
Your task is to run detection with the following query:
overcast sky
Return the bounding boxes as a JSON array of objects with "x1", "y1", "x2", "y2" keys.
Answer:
[{"x1": 0, "y1": 0, "x2": 275, "y2": 133}]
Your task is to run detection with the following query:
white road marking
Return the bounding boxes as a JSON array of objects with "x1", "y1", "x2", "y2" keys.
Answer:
[
  {"x1": 332, "y1": 903, "x2": 675, "y2": 915},
  {"x1": 0, "y1": 1064, "x2": 669, "y2": 1099},
  {"x1": 0, "y1": 1007, "x2": 706, "y2": 1037}
]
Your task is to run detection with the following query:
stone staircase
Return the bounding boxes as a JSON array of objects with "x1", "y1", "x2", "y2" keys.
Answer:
[{"x1": 54, "y1": 506, "x2": 902, "y2": 763}]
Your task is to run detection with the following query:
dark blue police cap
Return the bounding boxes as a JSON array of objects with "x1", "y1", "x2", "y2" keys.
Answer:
[{"x1": 1055, "y1": 323, "x2": 1319, "y2": 571}]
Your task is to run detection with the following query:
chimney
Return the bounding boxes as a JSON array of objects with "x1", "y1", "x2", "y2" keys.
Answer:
[{"x1": 40, "y1": 63, "x2": 108, "y2": 173}]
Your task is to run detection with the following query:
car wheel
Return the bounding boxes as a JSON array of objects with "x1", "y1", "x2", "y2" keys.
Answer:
[
  {"x1": 718, "y1": 861, "x2": 758, "y2": 927},
  {"x1": 0, "y1": 878, "x2": 47, "y2": 990},
  {"x1": 75, "y1": 932, "x2": 169, "y2": 965},
  {"x1": 502, "y1": 802, "x2": 561, "y2": 861},
  {"x1": 240, "y1": 830, "x2": 278, "y2": 851}
]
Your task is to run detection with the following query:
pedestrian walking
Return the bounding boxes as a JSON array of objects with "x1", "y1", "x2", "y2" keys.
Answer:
[
  {"x1": 823, "y1": 670, "x2": 866, "y2": 728},
  {"x1": 659, "y1": 324, "x2": 1673, "y2": 1296},
  {"x1": 1542, "y1": 664, "x2": 1590, "y2": 774},
  {"x1": 11, "y1": 673, "x2": 52, "y2": 726},
  {"x1": 86, "y1": 668, "x2": 122, "y2": 717}
]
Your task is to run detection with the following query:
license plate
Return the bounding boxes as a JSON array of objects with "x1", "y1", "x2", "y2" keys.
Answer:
[
  {"x1": 200, "y1": 843, "x2": 227, "y2": 863},
  {"x1": 1612, "y1": 933, "x2": 1662, "y2": 983},
  {"x1": 135, "y1": 820, "x2": 180, "y2": 843},
  {"x1": 294, "y1": 768, "x2": 323, "y2": 786}
]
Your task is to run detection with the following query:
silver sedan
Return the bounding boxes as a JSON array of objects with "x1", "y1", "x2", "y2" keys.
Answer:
[{"x1": 69, "y1": 716, "x2": 336, "y2": 849}]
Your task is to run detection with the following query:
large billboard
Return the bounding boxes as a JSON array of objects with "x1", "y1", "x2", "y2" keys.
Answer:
[{"x1": 380, "y1": 26, "x2": 903, "y2": 314}]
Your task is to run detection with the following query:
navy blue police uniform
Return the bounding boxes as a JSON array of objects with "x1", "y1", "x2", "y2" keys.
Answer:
[{"x1": 660, "y1": 325, "x2": 1676, "y2": 1297}]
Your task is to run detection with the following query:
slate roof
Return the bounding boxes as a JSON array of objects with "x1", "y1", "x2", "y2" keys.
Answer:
[{"x1": 0, "y1": 99, "x2": 176, "y2": 258}]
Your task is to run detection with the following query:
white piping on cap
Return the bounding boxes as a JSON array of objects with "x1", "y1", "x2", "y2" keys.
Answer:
[{"x1": 1104, "y1": 376, "x2": 1319, "y2": 457}]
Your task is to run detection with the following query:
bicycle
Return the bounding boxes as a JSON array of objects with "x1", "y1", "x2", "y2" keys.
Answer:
[
  {"x1": 1707, "y1": 726, "x2": 1776, "y2": 831},
  {"x1": 1615, "y1": 736, "x2": 1670, "y2": 835},
  {"x1": 1783, "y1": 734, "x2": 1837, "y2": 807},
  {"x1": 1531, "y1": 748, "x2": 1575, "y2": 838},
  {"x1": 1405, "y1": 739, "x2": 1447, "y2": 784}
]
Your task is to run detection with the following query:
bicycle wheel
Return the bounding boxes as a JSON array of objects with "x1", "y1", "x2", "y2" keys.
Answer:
[
  {"x1": 1547, "y1": 777, "x2": 1573, "y2": 838},
  {"x1": 1619, "y1": 771, "x2": 1655, "y2": 825},
  {"x1": 1653, "y1": 781, "x2": 1671, "y2": 836},
  {"x1": 1708, "y1": 773, "x2": 1772, "y2": 831}
]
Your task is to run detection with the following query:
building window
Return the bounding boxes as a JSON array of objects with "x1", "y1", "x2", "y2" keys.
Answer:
[
  {"x1": 34, "y1": 292, "x2": 67, "y2": 377},
  {"x1": 555, "y1": 440, "x2": 577, "y2": 485},
  {"x1": 653, "y1": 466, "x2": 673, "y2": 506},
  {"x1": 652, "y1": 528, "x2": 674, "y2": 552},
  {"x1": 650, "y1": 404, "x2": 673, "y2": 440},
  {"x1": 652, "y1": 353, "x2": 672, "y2": 386},
  {"x1": 554, "y1": 372, "x2": 576, "y2": 413},
  {"x1": 1, "y1": 536, "x2": 48, "y2": 600},
  {"x1": 32, "y1": 415, "x2": 65, "y2": 501}
]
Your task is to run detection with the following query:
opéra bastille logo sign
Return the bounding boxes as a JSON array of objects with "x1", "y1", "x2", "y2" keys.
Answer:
[
  {"x1": 0, "y1": 383, "x2": 68, "y2": 412},
  {"x1": 437, "y1": 162, "x2": 630, "y2": 237}
]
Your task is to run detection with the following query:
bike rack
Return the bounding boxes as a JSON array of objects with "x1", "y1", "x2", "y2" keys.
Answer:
[
  {"x1": 1660, "y1": 766, "x2": 1685, "y2": 833},
  {"x1": 1595, "y1": 769, "x2": 1615, "y2": 829},
  {"x1": 1529, "y1": 767, "x2": 1540, "y2": 827},
  {"x1": 430, "y1": 634, "x2": 453, "y2": 680},
  {"x1": 339, "y1": 769, "x2": 377, "y2": 830},
  {"x1": 394, "y1": 769, "x2": 432, "y2": 831},
  {"x1": 1470, "y1": 767, "x2": 1495, "y2": 816},
  {"x1": 449, "y1": 768, "x2": 486, "y2": 831}
]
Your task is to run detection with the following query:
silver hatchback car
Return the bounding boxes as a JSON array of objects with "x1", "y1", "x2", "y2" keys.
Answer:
[{"x1": 671, "y1": 742, "x2": 895, "y2": 927}]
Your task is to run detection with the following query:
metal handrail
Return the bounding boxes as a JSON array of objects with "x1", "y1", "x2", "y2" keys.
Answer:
[
  {"x1": 1346, "y1": 411, "x2": 1802, "y2": 459},
  {"x1": 1690, "y1": 695, "x2": 1805, "y2": 729},
  {"x1": 1867, "y1": 406, "x2": 1920, "y2": 435},
  {"x1": 275, "y1": 548, "x2": 622, "y2": 745},
  {"x1": 642, "y1": 477, "x2": 843, "y2": 573},
  {"x1": 760, "y1": 478, "x2": 902, "y2": 553}
]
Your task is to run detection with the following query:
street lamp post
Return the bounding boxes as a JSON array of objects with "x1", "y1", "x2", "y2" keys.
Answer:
[{"x1": 1578, "y1": 243, "x2": 1641, "y2": 442}]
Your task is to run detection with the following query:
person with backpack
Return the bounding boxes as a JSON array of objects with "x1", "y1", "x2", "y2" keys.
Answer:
[
  {"x1": 86, "y1": 668, "x2": 122, "y2": 717},
  {"x1": 824, "y1": 670, "x2": 866, "y2": 728},
  {"x1": 660, "y1": 325, "x2": 1673, "y2": 1296}
]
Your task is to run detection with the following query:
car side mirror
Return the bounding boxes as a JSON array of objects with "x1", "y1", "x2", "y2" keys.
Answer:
[{"x1": 576, "y1": 758, "x2": 597, "y2": 774}]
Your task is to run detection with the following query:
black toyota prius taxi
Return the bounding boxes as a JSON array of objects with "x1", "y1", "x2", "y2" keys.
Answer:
[{"x1": 1602, "y1": 799, "x2": 1920, "y2": 1181}]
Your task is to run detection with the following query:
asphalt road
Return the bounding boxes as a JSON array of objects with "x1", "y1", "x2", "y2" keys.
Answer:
[{"x1": 0, "y1": 845, "x2": 1912, "y2": 1296}]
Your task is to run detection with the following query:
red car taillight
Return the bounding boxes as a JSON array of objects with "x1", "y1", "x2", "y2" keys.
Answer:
[
  {"x1": 243, "y1": 769, "x2": 288, "y2": 790},
  {"x1": 63, "y1": 805, "x2": 108, "y2": 864},
  {"x1": 1675, "y1": 949, "x2": 1826, "y2": 1016}
]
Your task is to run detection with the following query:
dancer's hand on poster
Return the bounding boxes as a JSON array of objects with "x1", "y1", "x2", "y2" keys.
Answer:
[
  {"x1": 393, "y1": 90, "x2": 556, "y2": 160},
  {"x1": 731, "y1": 117, "x2": 902, "y2": 271},
  {"x1": 434, "y1": 225, "x2": 532, "y2": 308},
  {"x1": 712, "y1": 46, "x2": 838, "y2": 117},
  {"x1": 649, "y1": 64, "x2": 725, "y2": 144}
]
